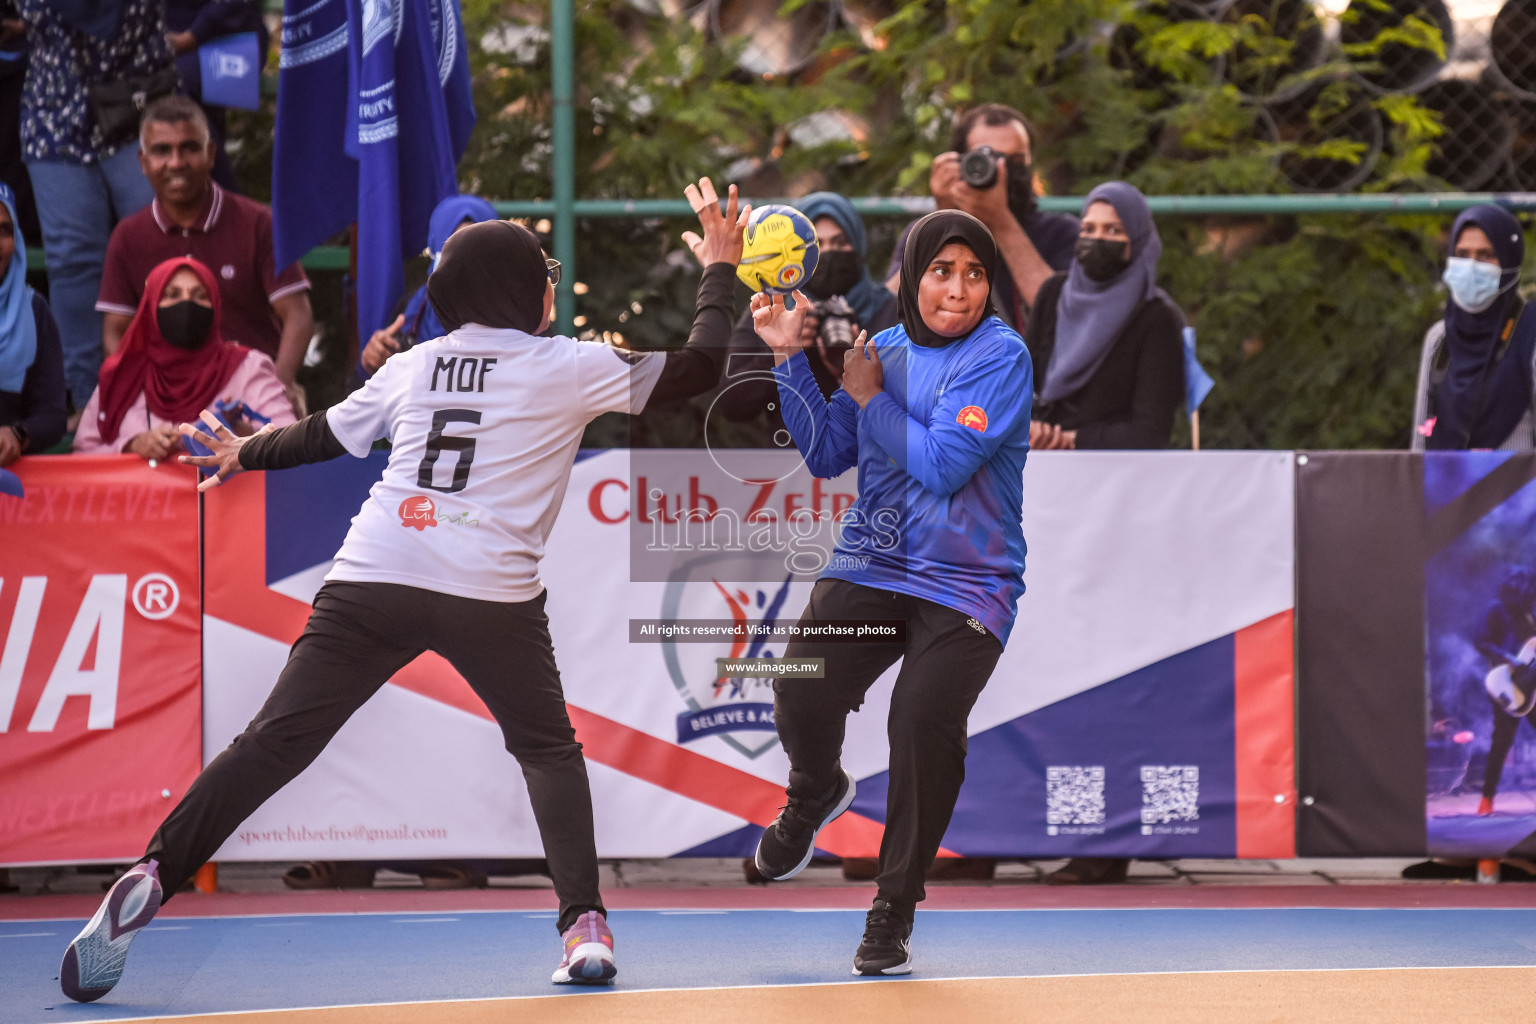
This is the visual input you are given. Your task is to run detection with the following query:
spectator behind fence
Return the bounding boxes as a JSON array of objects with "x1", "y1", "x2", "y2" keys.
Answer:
[
  {"x1": 715, "y1": 191, "x2": 899, "y2": 443},
  {"x1": 164, "y1": 0, "x2": 265, "y2": 192},
  {"x1": 884, "y1": 103, "x2": 1079, "y2": 329},
  {"x1": 0, "y1": 3, "x2": 38, "y2": 244},
  {"x1": 1412, "y1": 205, "x2": 1535, "y2": 452},
  {"x1": 360, "y1": 193, "x2": 500, "y2": 376},
  {"x1": 73, "y1": 256, "x2": 294, "y2": 458},
  {"x1": 1027, "y1": 181, "x2": 1185, "y2": 453},
  {"x1": 97, "y1": 95, "x2": 311, "y2": 416},
  {"x1": 0, "y1": 181, "x2": 63, "y2": 464},
  {"x1": 18, "y1": 0, "x2": 174, "y2": 418}
]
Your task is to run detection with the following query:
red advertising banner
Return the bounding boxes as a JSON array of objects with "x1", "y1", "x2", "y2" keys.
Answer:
[{"x1": 0, "y1": 455, "x2": 202, "y2": 864}]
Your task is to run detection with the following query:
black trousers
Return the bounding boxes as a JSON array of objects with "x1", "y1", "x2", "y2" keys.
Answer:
[
  {"x1": 144, "y1": 581, "x2": 603, "y2": 932},
  {"x1": 775, "y1": 579, "x2": 1003, "y2": 911},
  {"x1": 1484, "y1": 694, "x2": 1536, "y2": 800}
]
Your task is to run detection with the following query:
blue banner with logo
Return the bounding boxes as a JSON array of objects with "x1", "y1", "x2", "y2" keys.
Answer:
[{"x1": 199, "y1": 32, "x2": 261, "y2": 110}]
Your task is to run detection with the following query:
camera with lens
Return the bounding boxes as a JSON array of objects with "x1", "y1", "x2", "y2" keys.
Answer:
[
  {"x1": 959, "y1": 145, "x2": 1003, "y2": 189},
  {"x1": 814, "y1": 295, "x2": 858, "y2": 355}
]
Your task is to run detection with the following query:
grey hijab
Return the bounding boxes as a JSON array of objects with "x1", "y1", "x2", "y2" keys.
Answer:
[{"x1": 1040, "y1": 181, "x2": 1169, "y2": 403}]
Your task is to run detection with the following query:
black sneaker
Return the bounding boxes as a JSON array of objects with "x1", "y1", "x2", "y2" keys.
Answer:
[
  {"x1": 753, "y1": 768, "x2": 856, "y2": 881},
  {"x1": 853, "y1": 897, "x2": 913, "y2": 976}
]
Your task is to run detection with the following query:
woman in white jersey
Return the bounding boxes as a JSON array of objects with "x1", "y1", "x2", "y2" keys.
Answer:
[{"x1": 58, "y1": 179, "x2": 749, "y2": 1003}]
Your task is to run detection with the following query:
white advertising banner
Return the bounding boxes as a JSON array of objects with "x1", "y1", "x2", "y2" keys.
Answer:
[{"x1": 202, "y1": 449, "x2": 1294, "y2": 861}]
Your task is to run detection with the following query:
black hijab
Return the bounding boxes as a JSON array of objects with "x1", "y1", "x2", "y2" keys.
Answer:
[
  {"x1": 427, "y1": 220, "x2": 547, "y2": 334},
  {"x1": 898, "y1": 210, "x2": 998, "y2": 348},
  {"x1": 1429, "y1": 205, "x2": 1529, "y2": 450}
]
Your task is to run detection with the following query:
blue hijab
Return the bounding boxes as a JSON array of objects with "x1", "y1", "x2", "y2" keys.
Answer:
[
  {"x1": 1429, "y1": 205, "x2": 1530, "y2": 450},
  {"x1": 0, "y1": 183, "x2": 36, "y2": 395},
  {"x1": 1042, "y1": 181, "x2": 1172, "y2": 404},
  {"x1": 401, "y1": 195, "x2": 500, "y2": 343},
  {"x1": 797, "y1": 192, "x2": 886, "y2": 327}
]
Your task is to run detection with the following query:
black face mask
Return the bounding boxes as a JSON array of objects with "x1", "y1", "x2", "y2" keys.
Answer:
[
  {"x1": 1074, "y1": 236, "x2": 1132, "y2": 283},
  {"x1": 157, "y1": 301, "x2": 215, "y2": 350},
  {"x1": 1005, "y1": 158, "x2": 1036, "y2": 222},
  {"x1": 806, "y1": 249, "x2": 863, "y2": 299}
]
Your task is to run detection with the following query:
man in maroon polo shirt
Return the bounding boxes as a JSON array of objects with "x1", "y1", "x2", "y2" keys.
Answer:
[{"x1": 96, "y1": 95, "x2": 313, "y2": 414}]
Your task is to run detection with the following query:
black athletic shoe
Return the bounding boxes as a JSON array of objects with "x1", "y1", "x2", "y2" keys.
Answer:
[
  {"x1": 853, "y1": 897, "x2": 913, "y2": 976},
  {"x1": 754, "y1": 768, "x2": 856, "y2": 881}
]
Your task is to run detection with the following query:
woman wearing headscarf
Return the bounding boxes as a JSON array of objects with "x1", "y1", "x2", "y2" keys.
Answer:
[
  {"x1": 360, "y1": 193, "x2": 500, "y2": 375},
  {"x1": 1411, "y1": 205, "x2": 1534, "y2": 451},
  {"x1": 714, "y1": 192, "x2": 900, "y2": 441},
  {"x1": 1027, "y1": 181, "x2": 1185, "y2": 451},
  {"x1": 57, "y1": 178, "x2": 748, "y2": 1003},
  {"x1": 748, "y1": 210, "x2": 1033, "y2": 976},
  {"x1": 72, "y1": 256, "x2": 295, "y2": 456},
  {"x1": 0, "y1": 181, "x2": 64, "y2": 465}
]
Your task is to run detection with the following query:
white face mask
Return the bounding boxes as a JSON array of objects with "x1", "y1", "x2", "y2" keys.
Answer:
[{"x1": 1443, "y1": 257, "x2": 1506, "y2": 313}]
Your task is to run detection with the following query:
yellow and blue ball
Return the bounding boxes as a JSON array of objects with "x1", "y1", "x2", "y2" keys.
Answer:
[{"x1": 736, "y1": 204, "x2": 819, "y2": 295}]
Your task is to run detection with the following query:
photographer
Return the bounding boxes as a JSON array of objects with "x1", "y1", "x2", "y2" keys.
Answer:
[
  {"x1": 716, "y1": 192, "x2": 898, "y2": 443},
  {"x1": 884, "y1": 103, "x2": 1079, "y2": 329}
]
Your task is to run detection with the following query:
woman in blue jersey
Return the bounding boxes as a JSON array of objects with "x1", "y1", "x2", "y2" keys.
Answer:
[{"x1": 749, "y1": 210, "x2": 1033, "y2": 976}]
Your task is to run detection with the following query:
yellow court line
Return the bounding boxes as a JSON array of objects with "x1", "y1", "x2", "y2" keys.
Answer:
[{"x1": 84, "y1": 967, "x2": 1536, "y2": 1024}]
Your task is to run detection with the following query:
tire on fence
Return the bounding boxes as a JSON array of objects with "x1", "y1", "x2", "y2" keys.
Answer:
[
  {"x1": 1109, "y1": 0, "x2": 1226, "y2": 92},
  {"x1": 1418, "y1": 78, "x2": 1512, "y2": 190},
  {"x1": 1490, "y1": 0, "x2": 1536, "y2": 103},
  {"x1": 708, "y1": 0, "x2": 838, "y2": 78},
  {"x1": 1219, "y1": 0, "x2": 1325, "y2": 103},
  {"x1": 1270, "y1": 82, "x2": 1385, "y2": 192},
  {"x1": 1339, "y1": 0, "x2": 1454, "y2": 95}
]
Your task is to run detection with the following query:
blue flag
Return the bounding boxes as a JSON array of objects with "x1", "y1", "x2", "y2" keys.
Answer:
[
  {"x1": 273, "y1": 0, "x2": 475, "y2": 342},
  {"x1": 1182, "y1": 326, "x2": 1215, "y2": 414},
  {"x1": 199, "y1": 33, "x2": 262, "y2": 110}
]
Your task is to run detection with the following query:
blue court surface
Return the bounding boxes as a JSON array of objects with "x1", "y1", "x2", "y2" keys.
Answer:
[{"x1": 4, "y1": 905, "x2": 1536, "y2": 1023}]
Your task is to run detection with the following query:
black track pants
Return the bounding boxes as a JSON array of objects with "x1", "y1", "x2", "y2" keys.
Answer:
[{"x1": 143, "y1": 580, "x2": 603, "y2": 932}]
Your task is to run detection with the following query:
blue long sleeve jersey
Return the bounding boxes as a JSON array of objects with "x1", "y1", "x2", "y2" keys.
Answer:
[{"x1": 773, "y1": 315, "x2": 1032, "y2": 646}]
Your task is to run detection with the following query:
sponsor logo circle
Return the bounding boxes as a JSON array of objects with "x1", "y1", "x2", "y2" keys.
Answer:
[
  {"x1": 132, "y1": 573, "x2": 180, "y2": 619},
  {"x1": 221, "y1": 264, "x2": 236, "y2": 280}
]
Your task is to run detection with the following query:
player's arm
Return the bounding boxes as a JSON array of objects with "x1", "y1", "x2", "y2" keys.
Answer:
[
  {"x1": 858, "y1": 339, "x2": 1033, "y2": 498},
  {"x1": 755, "y1": 291, "x2": 858, "y2": 478},
  {"x1": 642, "y1": 178, "x2": 751, "y2": 406}
]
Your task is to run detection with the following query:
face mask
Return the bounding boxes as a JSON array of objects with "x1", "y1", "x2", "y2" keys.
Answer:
[
  {"x1": 1075, "y1": 236, "x2": 1131, "y2": 283},
  {"x1": 1443, "y1": 257, "x2": 1506, "y2": 313},
  {"x1": 157, "y1": 300, "x2": 214, "y2": 350},
  {"x1": 806, "y1": 249, "x2": 863, "y2": 299},
  {"x1": 1005, "y1": 158, "x2": 1036, "y2": 221}
]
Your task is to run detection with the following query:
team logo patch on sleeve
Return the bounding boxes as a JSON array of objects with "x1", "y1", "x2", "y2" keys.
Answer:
[
  {"x1": 956, "y1": 405, "x2": 988, "y2": 432},
  {"x1": 399, "y1": 495, "x2": 438, "y2": 531}
]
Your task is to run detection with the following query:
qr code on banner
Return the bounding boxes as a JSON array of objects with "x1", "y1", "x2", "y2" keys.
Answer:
[
  {"x1": 1141, "y1": 765, "x2": 1199, "y2": 824},
  {"x1": 1046, "y1": 766, "x2": 1105, "y2": 825}
]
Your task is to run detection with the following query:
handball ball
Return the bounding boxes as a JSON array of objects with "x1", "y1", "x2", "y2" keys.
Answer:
[{"x1": 737, "y1": 204, "x2": 819, "y2": 295}]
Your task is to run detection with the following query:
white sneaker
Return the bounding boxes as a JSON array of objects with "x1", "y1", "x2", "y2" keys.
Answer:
[
  {"x1": 551, "y1": 909, "x2": 616, "y2": 984},
  {"x1": 60, "y1": 859, "x2": 163, "y2": 1002}
]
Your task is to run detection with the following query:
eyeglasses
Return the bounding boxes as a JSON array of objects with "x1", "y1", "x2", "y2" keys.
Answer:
[{"x1": 546, "y1": 258, "x2": 561, "y2": 286}]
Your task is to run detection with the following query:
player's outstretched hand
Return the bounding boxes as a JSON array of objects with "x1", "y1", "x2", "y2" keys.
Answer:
[
  {"x1": 681, "y1": 178, "x2": 750, "y2": 268},
  {"x1": 178, "y1": 409, "x2": 274, "y2": 493},
  {"x1": 751, "y1": 290, "x2": 811, "y2": 364}
]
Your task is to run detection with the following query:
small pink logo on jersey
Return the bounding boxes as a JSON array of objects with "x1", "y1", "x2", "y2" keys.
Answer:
[
  {"x1": 221, "y1": 264, "x2": 236, "y2": 280},
  {"x1": 399, "y1": 495, "x2": 438, "y2": 530}
]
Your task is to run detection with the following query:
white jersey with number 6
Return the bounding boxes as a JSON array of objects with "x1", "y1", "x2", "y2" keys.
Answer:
[{"x1": 322, "y1": 325, "x2": 664, "y2": 602}]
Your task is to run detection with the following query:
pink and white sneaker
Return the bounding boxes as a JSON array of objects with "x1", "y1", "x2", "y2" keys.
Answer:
[
  {"x1": 551, "y1": 910, "x2": 616, "y2": 985},
  {"x1": 60, "y1": 859, "x2": 163, "y2": 1002}
]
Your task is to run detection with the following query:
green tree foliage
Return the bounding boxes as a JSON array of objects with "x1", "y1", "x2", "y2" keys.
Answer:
[{"x1": 449, "y1": 0, "x2": 1479, "y2": 446}]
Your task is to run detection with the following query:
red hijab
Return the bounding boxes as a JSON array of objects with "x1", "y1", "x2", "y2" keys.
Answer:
[{"x1": 95, "y1": 257, "x2": 251, "y2": 445}]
